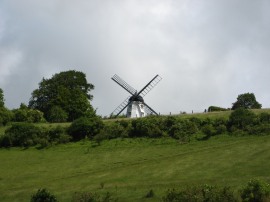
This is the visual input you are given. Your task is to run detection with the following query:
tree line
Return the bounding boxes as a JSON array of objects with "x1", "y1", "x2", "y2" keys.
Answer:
[{"x1": 1, "y1": 106, "x2": 270, "y2": 148}]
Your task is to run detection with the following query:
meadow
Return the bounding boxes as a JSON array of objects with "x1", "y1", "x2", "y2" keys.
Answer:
[
  {"x1": 1, "y1": 134, "x2": 270, "y2": 201},
  {"x1": 1, "y1": 109, "x2": 270, "y2": 201}
]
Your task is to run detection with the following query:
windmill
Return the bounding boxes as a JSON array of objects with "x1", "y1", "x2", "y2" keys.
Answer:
[{"x1": 111, "y1": 74, "x2": 162, "y2": 118}]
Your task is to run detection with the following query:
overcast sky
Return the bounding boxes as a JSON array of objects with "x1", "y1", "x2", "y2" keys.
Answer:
[{"x1": 0, "y1": 0, "x2": 269, "y2": 116}]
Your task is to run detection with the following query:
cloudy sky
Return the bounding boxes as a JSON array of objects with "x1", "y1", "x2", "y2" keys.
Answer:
[{"x1": 0, "y1": 0, "x2": 269, "y2": 116}]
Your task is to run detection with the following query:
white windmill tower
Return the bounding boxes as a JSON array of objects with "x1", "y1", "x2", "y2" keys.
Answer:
[{"x1": 111, "y1": 74, "x2": 162, "y2": 118}]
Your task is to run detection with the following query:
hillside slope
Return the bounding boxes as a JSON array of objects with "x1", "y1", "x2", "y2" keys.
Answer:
[{"x1": 0, "y1": 135, "x2": 270, "y2": 201}]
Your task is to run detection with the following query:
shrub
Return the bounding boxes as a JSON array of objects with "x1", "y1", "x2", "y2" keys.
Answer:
[
  {"x1": 31, "y1": 188, "x2": 57, "y2": 202},
  {"x1": 68, "y1": 116, "x2": 104, "y2": 141},
  {"x1": 12, "y1": 107, "x2": 45, "y2": 123},
  {"x1": 4, "y1": 123, "x2": 46, "y2": 147},
  {"x1": 241, "y1": 179, "x2": 270, "y2": 202},
  {"x1": 95, "y1": 121, "x2": 129, "y2": 141},
  {"x1": 259, "y1": 113, "x2": 270, "y2": 124},
  {"x1": 228, "y1": 108, "x2": 258, "y2": 131},
  {"x1": 168, "y1": 119, "x2": 198, "y2": 142},
  {"x1": 145, "y1": 189, "x2": 155, "y2": 198},
  {"x1": 72, "y1": 191, "x2": 116, "y2": 202},
  {"x1": 129, "y1": 116, "x2": 164, "y2": 138},
  {"x1": 162, "y1": 185, "x2": 237, "y2": 202},
  {"x1": 208, "y1": 106, "x2": 228, "y2": 112}
]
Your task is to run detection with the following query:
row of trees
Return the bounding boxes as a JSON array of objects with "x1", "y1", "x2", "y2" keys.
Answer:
[{"x1": 2, "y1": 107, "x2": 270, "y2": 148}]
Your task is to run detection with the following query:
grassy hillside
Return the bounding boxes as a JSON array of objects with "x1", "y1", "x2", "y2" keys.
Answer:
[{"x1": 1, "y1": 135, "x2": 270, "y2": 201}]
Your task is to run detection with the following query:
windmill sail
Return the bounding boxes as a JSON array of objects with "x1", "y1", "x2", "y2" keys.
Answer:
[
  {"x1": 111, "y1": 74, "x2": 162, "y2": 118},
  {"x1": 144, "y1": 102, "x2": 158, "y2": 115},
  {"x1": 137, "y1": 75, "x2": 162, "y2": 97},
  {"x1": 112, "y1": 96, "x2": 131, "y2": 116},
  {"x1": 112, "y1": 74, "x2": 136, "y2": 95}
]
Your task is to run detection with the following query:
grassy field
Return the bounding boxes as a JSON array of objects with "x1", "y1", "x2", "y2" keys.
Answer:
[{"x1": 1, "y1": 134, "x2": 270, "y2": 201}]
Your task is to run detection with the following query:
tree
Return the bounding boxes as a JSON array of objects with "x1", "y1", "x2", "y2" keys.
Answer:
[
  {"x1": 0, "y1": 88, "x2": 4, "y2": 108},
  {"x1": 29, "y1": 70, "x2": 95, "y2": 121},
  {"x1": 0, "y1": 88, "x2": 13, "y2": 125},
  {"x1": 232, "y1": 93, "x2": 262, "y2": 110},
  {"x1": 47, "y1": 106, "x2": 68, "y2": 123}
]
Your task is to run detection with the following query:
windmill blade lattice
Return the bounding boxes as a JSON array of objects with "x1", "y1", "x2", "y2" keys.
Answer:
[
  {"x1": 111, "y1": 74, "x2": 137, "y2": 95},
  {"x1": 111, "y1": 96, "x2": 131, "y2": 116},
  {"x1": 137, "y1": 75, "x2": 162, "y2": 97},
  {"x1": 143, "y1": 102, "x2": 158, "y2": 115}
]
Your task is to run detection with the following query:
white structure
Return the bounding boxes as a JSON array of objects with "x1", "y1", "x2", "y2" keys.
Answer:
[{"x1": 126, "y1": 100, "x2": 146, "y2": 118}]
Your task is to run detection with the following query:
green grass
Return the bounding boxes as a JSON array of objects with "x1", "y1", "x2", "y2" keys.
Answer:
[{"x1": 1, "y1": 135, "x2": 270, "y2": 201}]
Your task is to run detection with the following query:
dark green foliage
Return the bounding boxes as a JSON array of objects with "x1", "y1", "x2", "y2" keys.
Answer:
[
  {"x1": 259, "y1": 113, "x2": 270, "y2": 124},
  {"x1": 0, "y1": 88, "x2": 4, "y2": 108},
  {"x1": 72, "y1": 191, "x2": 116, "y2": 202},
  {"x1": 0, "y1": 123, "x2": 70, "y2": 148},
  {"x1": 168, "y1": 119, "x2": 198, "y2": 142},
  {"x1": 162, "y1": 185, "x2": 237, "y2": 202},
  {"x1": 228, "y1": 108, "x2": 257, "y2": 132},
  {"x1": 12, "y1": 103, "x2": 45, "y2": 123},
  {"x1": 129, "y1": 116, "x2": 164, "y2": 138},
  {"x1": 96, "y1": 121, "x2": 129, "y2": 141},
  {"x1": 0, "y1": 107, "x2": 13, "y2": 126},
  {"x1": 201, "y1": 118, "x2": 228, "y2": 138},
  {"x1": 0, "y1": 89, "x2": 13, "y2": 125},
  {"x1": 47, "y1": 106, "x2": 68, "y2": 123},
  {"x1": 232, "y1": 93, "x2": 262, "y2": 110},
  {"x1": 4, "y1": 123, "x2": 45, "y2": 147},
  {"x1": 208, "y1": 106, "x2": 228, "y2": 112},
  {"x1": 48, "y1": 126, "x2": 71, "y2": 144},
  {"x1": 29, "y1": 70, "x2": 95, "y2": 121},
  {"x1": 145, "y1": 189, "x2": 155, "y2": 198},
  {"x1": 240, "y1": 179, "x2": 270, "y2": 202},
  {"x1": 68, "y1": 116, "x2": 104, "y2": 141},
  {"x1": 31, "y1": 188, "x2": 57, "y2": 202}
]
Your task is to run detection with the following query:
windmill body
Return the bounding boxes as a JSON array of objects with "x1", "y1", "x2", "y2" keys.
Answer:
[
  {"x1": 126, "y1": 95, "x2": 146, "y2": 118},
  {"x1": 111, "y1": 74, "x2": 162, "y2": 118}
]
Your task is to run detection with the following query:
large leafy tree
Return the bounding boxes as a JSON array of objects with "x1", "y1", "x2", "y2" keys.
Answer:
[
  {"x1": 232, "y1": 92, "x2": 262, "y2": 110},
  {"x1": 29, "y1": 70, "x2": 95, "y2": 121}
]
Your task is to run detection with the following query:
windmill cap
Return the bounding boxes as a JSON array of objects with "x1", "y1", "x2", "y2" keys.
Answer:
[{"x1": 129, "y1": 95, "x2": 144, "y2": 102}]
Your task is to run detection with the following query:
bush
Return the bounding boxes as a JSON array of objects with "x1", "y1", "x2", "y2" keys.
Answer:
[
  {"x1": 95, "y1": 121, "x2": 129, "y2": 142},
  {"x1": 72, "y1": 191, "x2": 116, "y2": 202},
  {"x1": 208, "y1": 106, "x2": 228, "y2": 112},
  {"x1": 12, "y1": 107, "x2": 45, "y2": 123},
  {"x1": 129, "y1": 116, "x2": 164, "y2": 138},
  {"x1": 259, "y1": 113, "x2": 270, "y2": 124},
  {"x1": 228, "y1": 108, "x2": 258, "y2": 131},
  {"x1": 162, "y1": 185, "x2": 237, "y2": 202},
  {"x1": 31, "y1": 188, "x2": 57, "y2": 202},
  {"x1": 3, "y1": 123, "x2": 46, "y2": 147},
  {"x1": 68, "y1": 116, "x2": 104, "y2": 141},
  {"x1": 241, "y1": 179, "x2": 270, "y2": 202},
  {"x1": 168, "y1": 119, "x2": 198, "y2": 142}
]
